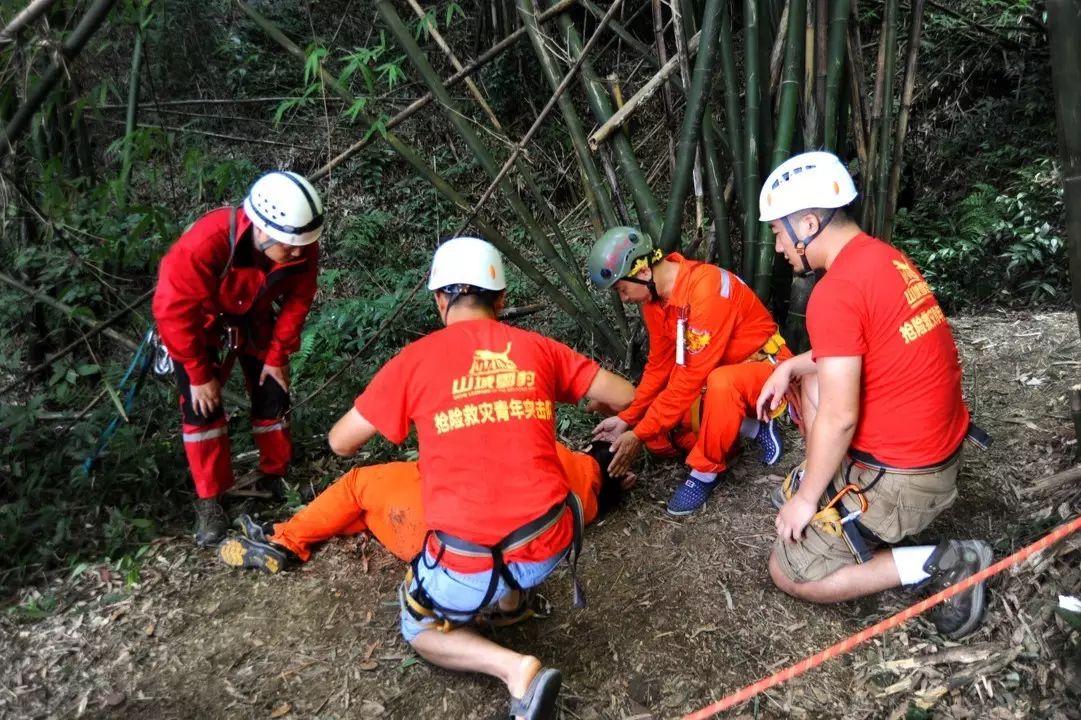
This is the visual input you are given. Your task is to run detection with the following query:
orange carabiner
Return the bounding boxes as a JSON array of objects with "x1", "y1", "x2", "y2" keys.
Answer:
[{"x1": 822, "y1": 483, "x2": 869, "y2": 514}]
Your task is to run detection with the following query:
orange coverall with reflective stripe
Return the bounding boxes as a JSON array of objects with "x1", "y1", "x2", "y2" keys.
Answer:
[
  {"x1": 617, "y1": 254, "x2": 787, "y2": 473},
  {"x1": 271, "y1": 443, "x2": 601, "y2": 562}
]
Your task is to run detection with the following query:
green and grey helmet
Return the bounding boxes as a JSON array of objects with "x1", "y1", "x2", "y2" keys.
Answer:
[{"x1": 587, "y1": 226, "x2": 660, "y2": 289}]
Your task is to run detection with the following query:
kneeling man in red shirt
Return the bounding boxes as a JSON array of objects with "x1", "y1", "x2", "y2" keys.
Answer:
[
  {"x1": 756, "y1": 152, "x2": 992, "y2": 639},
  {"x1": 326, "y1": 237, "x2": 634, "y2": 720}
]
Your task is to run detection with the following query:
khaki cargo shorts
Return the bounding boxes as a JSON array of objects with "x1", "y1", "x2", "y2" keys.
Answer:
[{"x1": 773, "y1": 450, "x2": 962, "y2": 583}]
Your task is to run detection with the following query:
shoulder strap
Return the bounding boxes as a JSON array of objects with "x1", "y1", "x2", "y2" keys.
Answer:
[{"x1": 218, "y1": 207, "x2": 239, "y2": 282}]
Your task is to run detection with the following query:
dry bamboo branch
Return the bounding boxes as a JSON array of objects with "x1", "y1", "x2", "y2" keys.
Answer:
[
  {"x1": 589, "y1": 31, "x2": 701, "y2": 149},
  {"x1": 99, "y1": 118, "x2": 317, "y2": 151},
  {"x1": 0, "y1": 0, "x2": 118, "y2": 159},
  {"x1": 454, "y1": 0, "x2": 627, "y2": 236},
  {"x1": 0, "y1": 271, "x2": 140, "y2": 353},
  {"x1": 407, "y1": 0, "x2": 503, "y2": 131},
  {"x1": 310, "y1": 0, "x2": 580, "y2": 181},
  {"x1": 0, "y1": 0, "x2": 59, "y2": 44}
]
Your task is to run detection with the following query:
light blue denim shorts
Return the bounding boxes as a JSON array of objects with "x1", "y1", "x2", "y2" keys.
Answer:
[{"x1": 399, "y1": 548, "x2": 567, "y2": 642}]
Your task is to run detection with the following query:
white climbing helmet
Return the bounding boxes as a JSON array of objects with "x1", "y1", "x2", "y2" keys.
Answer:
[
  {"x1": 759, "y1": 151, "x2": 858, "y2": 222},
  {"x1": 243, "y1": 170, "x2": 325, "y2": 246},
  {"x1": 427, "y1": 236, "x2": 506, "y2": 291}
]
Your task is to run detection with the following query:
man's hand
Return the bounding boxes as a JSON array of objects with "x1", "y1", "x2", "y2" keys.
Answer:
[
  {"x1": 619, "y1": 470, "x2": 638, "y2": 491},
  {"x1": 756, "y1": 362, "x2": 793, "y2": 422},
  {"x1": 775, "y1": 494, "x2": 817, "y2": 544},
  {"x1": 260, "y1": 363, "x2": 290, "y2": 392},
  {"x1": 593, "y1": 415, "x2": 629, "y2": 442},
  {"x1": 189, "y1": 378, "x2": 222, "y2": 417},
  {"x1": 607, "y1": 429, "x2": 642, "y2": 477}
]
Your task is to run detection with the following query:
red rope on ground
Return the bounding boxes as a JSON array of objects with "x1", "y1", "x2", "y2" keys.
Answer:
[{"x1": 681, "y1": 514, "x2": 1081, "y2": 720}]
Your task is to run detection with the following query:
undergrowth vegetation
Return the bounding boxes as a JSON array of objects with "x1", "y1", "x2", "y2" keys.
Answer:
[{"x1": 0, "y1": 0, "x2": 1068, "y2": 597}]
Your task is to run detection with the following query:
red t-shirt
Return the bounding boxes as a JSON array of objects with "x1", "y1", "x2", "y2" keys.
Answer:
[
  {"x1": 807, "y1": 233, "x2": 969, "y2": 466},
  {"x1": 354, "y1": 318, "x2": 600, "y2": 571}
]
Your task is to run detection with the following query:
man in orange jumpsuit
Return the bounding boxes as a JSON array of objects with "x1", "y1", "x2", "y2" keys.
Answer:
[
  {"x1": 217, "y1": 440, "x2": 630, "y2": 573},
  {"x1": 587, "y1": 226, "x2": 791, "y2": 516}
]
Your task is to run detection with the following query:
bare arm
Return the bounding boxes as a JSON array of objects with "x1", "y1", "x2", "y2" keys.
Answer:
[
  {"x1": 328, "y1": 407, "x2": 379, "y2": 457},
  {"x1": 583, "y1": 368, "x2": 635, "y2": 415},
  {"x1": 776, "y1": 355, "x2": 862, "y2": 543}
]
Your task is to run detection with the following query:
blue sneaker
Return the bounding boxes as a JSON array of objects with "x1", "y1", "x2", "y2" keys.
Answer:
[
  {"x1": 755, "y1": 419, "x2": 783, "y2": 465},
  {"x1": 667, "y1": 475, "x2": 718, "y2": 516}
]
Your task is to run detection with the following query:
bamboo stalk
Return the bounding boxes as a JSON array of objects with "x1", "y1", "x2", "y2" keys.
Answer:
[
  {"x1": 517, "y1": 0, "x2": 619, "y2": 227},
  {"x1": 822, "y1": 0, "x2": 851, "y2": 151},
  {"x1": 599, "y1": 145, "x2": 634, "y2": 224},
  {"x1": 652, "y1": 0, "x2": 678, "y2": 177},
  {"x1": 1045, "y1": 0, "x2": 1081, "y2": 340},
  {"x1": 754, "y1": 0, "x2": 807, "y2": 298},
  {"x1": 589, "y1": 31, "x2": 701, "y2": 149},
  {"x1": 659, "y1": 0, "x2": 724, "y2": 254},
  {"x1": 119, "y1": 5, "x2": 147, "y2": 205},
  {"x1": 671, "y1": 0, "x2": 705, "y2": 242},
  {"x1": 0, "y1": 0, "x2": 118, "y2": 159},
  {"x1": 883, "y1": 0, "x2": 926, "y2": 243},
  {"x1": 579, "y1": 0, "x2": 659, "y2": 65},
  {"x1": 717, "y1": 1, "x2": 746, "y2": 206},
  {"x1": 873, "y1": 0, "x2": 900, "y2": 239},
  {"x1": 377, "y1": 0, "x2": 622, "y2": 352},
  {"x1": 846, "y1": 14, "x2": 869, "y2": 171},
  {"x1": 861, "y1": 1, "x2": 890, "y2": 229},
  {"x1": 813, "y1": 0, "x2": 828, "y2": 144},
  {"x1": 99, "y1": 118, "x2": 318, "y2": 151},
  {"x1": 701, "y1": 114, "x2": 733, "y2": 269},
  {"x1": 553, "y1": 2, "x2": 664, "y2": 241},
  {"x1": 741, "y1": 0, "x2": 762, "y2": 281},
  {"x1": 309, "y1": 0, "x2": 580, "y2": 181},
  {"x1": 0, "y1": 0, "x2": 59, "y2": 44}
]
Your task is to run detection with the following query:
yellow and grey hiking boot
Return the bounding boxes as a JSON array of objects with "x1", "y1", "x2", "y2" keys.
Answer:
[
  {"x1": 235, "y1": 513, "x2": 274, "y2": 543},
  {"x1": 218, "y1": 536, "x2": 290, "y2": 574},
  {"x1": 921, "y1": 539, "x2": 994, "y2": 639},
  {"x1": 194, "y1": 497, "x2": 228, "y2": 547}
]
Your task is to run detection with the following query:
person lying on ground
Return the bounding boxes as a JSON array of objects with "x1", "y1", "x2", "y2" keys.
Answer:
[
  {"x1": 755, "y1": 151, "x2": 993, "y2": 640},
  {"x1": 585, "y1": 226, "x2": 797, "y2": 517},
  {"x1": 217, "y1": 440, "x2": 632, "y2": 587},
  {"x1": 283, "y1": 236, "x2": 633, "y2": 720},
  {"x1": 152, "y1": 171, "x2": 325, "y2": 546}
]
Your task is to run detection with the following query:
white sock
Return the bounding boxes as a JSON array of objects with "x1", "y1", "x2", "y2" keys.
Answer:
[
  {"x1": 689, "y1": 469, "x2": 719, "y2": 484},
  {"x1": 739, "y1": 417, "x2": 760, "y2": 439},
  {"x1": 892, "y1": 545, "x2": 936, "y2": 586}
]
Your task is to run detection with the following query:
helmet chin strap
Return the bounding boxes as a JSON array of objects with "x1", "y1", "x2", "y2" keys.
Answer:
[
  {"x1": 780, "y1": 209, "x2": 837, "y2": 278},
  {"x1": 621, "y1": 270, "x2": 660, "y2": 302}
]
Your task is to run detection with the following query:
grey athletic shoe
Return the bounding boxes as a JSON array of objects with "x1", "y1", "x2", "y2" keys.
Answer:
[{"x1": 921, "y1": 539, "x2": 994, "y2": 639}]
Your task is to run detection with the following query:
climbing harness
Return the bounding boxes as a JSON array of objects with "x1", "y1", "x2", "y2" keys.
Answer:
[{"x1": 401, "y1": 494, "x2": 586, "y2": 631}]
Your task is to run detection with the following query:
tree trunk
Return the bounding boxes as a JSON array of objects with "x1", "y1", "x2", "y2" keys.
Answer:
[{"x1": 1046, "y1": 0, "x2": 1081, "y2": 340}]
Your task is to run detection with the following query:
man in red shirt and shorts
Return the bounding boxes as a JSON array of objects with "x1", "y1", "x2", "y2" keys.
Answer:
[
  {"x1": 755, "y1": 151, "x2": 993, "y2": 639},
  {"x1": 324, "y1": 237, "x2": 634, "y2": 720}
]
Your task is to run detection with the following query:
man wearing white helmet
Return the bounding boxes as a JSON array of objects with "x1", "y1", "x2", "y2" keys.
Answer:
[
  {"x1": 153, "y1": 170, "x2": 323, "y2": 546},
  {"x1": 325, "y1": 236, "x2": 634, "y2": 720},
  {"x1": 754, "y1": 151, "x2": 993, "y2": 639}
]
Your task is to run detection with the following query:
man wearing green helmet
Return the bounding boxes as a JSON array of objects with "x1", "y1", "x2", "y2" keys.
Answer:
[
  {"x1": 587, "y1": 226, "x2": 792, "y2": 516},
  {"x1": 755, "y1": 151, "x2": 992, "y2": 639}
]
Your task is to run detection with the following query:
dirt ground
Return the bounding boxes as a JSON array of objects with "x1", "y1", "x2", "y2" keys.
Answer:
[{"x1": 3, "y1": 311, "x2": 1081, "y2": 720}]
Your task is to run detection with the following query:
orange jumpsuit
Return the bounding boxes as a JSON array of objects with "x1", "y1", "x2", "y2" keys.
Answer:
[
  {"x1": 270, "y1": 443, "x2": 602, "y2": 562},
  {"x1": 618, "y1": 254, "x2": 790, "y2": 473}
]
